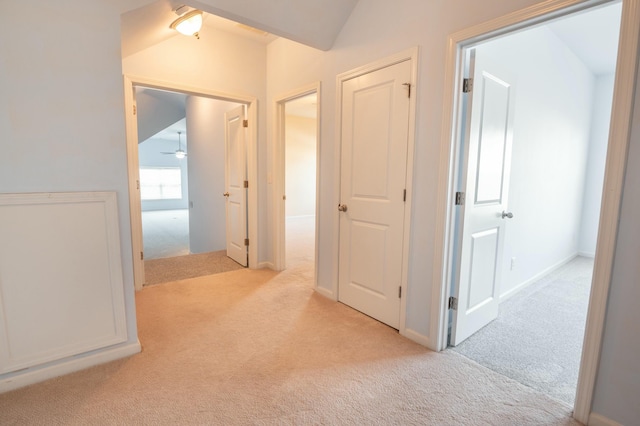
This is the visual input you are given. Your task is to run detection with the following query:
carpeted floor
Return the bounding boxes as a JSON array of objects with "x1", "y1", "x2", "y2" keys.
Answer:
[
  {"x1": 144, "y1": 249, "x2": 244, "y2": 286},
  {"x1": 142, "y1": 209, "x2": 190, "y2": 259},
  {"x1": 0, "y1": 261, "x2": 580, "y2": 424},
  {"x1": 452, "y1": 256, "x2": 593, "y2": 406}
]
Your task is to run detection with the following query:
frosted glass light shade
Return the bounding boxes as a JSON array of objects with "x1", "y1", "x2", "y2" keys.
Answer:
[
  {"x1": 175, "y1": 150, "x2": 186, "y2": 159},
  {"x1": 170, "y1": 10, "x2": 203, "y2": 37}
]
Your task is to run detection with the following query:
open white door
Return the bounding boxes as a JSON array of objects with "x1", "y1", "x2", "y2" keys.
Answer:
[
  {"x1": 224, "y1": 105, "x2": 248, "y2": 267},
  {"x1": 338, "y1": 60, "x2": 412, "y2": 329},
  {"x1": 451, "y1": 50, "x2": 515, "y2": 346}
]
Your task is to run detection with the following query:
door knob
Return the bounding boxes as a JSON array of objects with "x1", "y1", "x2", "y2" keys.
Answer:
[
  {"x1": 223, "y1": 192, "x2": 230, "y2": 197},
  {"x1": 501, "y1": 210, "x2": 513, "y2": 219},
  {"x1": 338, "y1": 204, "x2": 348, "y2": 212}
]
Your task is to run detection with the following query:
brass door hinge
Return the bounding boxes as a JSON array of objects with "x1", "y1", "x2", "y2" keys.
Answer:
[{"x1": 402, "y1": 82, "x2": 412, "y2": 98}]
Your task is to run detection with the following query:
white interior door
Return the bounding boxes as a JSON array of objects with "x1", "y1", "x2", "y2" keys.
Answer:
[
  {"x1": 451, "y1": 50, "x2": 515, "y2": 346},
  {"x1": 338, "y1": 60, "x2": 412, "y2": 329},
  {"x1": 224, "y1": 105, "x2": 248, "y2": 266}
]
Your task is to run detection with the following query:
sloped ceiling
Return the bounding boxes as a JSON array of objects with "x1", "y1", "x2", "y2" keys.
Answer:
[
  {"x1": 548, "y1": 2, "x2": 622, "y2": 75},
  {"x1": 121, "y1": 0, "x2": 359, "y2": 58}
]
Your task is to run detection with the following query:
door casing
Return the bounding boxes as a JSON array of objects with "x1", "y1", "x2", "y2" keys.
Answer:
[
  {"x1": 273, "y1": 82, "x2": 321, "y2": 279},
  {"x1": 333, "y1": 48, "x2": 419, "y2": 336},
  {"x1": 123, "y1": 75, "x2": 259, "y2": 290},
  {"x1": 432, "y1": 0, "x2": 640, "y2": 423}
]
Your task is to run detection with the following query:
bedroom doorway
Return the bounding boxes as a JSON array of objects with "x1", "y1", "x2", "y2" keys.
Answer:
[
  {"x1": 124, "y1": 77, "x2": 259, "y2": 290},
  {"x1": 438, "y1": 2, "x2": 635, "y2": 421},
  {"x1": 274, "y1": 85, "x2": 320, "y2": 282}
]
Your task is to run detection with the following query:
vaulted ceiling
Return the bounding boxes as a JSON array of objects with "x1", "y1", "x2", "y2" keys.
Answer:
[{"x1": 121, "y1": 0, "x2": 359, "y2": 58}]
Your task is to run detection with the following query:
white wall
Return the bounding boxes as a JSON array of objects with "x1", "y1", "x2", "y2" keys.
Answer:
[
  {"x1": 138, "y1": 137, "x2": 189, "y2": 211},
  {"x1": 471, "y1": 27, "x2": 595, "y2": 299},
  {"x1": 122, "y1": 23, "x2": 269, "y2": 262},
  {"x1": 0, "y1": 0, "x2": 150, "y2": 384},
  {"x1": 186, "y1": 96, "x2": 240, "y2": 253},
  {"x1": 579, "y1": 73, "x2": 615, "y2": 257},
  {"x1": 285, "y1": 115, "x2": 316, "y2": 217}
]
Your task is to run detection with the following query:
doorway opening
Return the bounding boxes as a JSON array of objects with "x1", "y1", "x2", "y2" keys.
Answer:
[
  {"x1": 443, "y1": 0, "x2": 623, "y2": 413},
  {"x1": 274, "y1": 85, "x2": 320, "y2": 283},
  {"x1": 124, "y1": 77, "x2": 259, "y2": 290},
  {"x1": 134, "y1": 87, "x2": 248, "y2": 286}
]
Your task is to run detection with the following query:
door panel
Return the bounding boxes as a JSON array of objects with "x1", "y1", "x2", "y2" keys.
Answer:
[
  {"x1": 224, "y1": 106, "x2": 248, "y2": 267},
  {"x1": 468, "y1": 228, "x2": 500, "y2": 310},
  {"x1": 451, "y1": 51, "x2": 515, "y2": 346},
  {"x1": 352, "y1": 85, "x2": 393, "y2": 198},
  {"x1": 349, "y1": 221, "x2": 388, "y2": 295},
  {"x1": 475, "y1": 73, "x2": 512, "y2": 204},
  {"x1": 338, "y1": 60, "x2": 411, "y2": 329}
]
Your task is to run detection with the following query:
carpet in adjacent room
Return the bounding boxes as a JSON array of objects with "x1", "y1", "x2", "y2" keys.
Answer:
[
  {"x1": 452, "y1": 256, "x2": 593, "y2": 406},
  {"x1": 144, "y1": 249, "x2": 244, "y2": 285}
]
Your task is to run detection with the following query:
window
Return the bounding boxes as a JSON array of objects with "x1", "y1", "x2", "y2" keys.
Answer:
[{"x1": 139, "y1": 167, "x2": 182, "y2": 200}]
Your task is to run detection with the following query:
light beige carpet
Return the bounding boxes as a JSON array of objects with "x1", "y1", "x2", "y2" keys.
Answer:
[
  {"x1": 144, "y1": 249, "x2": 244, "y2": 285},
  {"x1": 0, "y1": 265, "x2": 580, "y2": 425}
]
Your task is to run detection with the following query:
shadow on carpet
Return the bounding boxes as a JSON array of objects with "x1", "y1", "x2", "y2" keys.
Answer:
[{"x1": 144, "y1": 250, "x2": 244, "y2": 285}]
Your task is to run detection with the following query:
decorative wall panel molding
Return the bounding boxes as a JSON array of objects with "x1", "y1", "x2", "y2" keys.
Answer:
[{"x1": 0, "y1": 192, "x2": 128, "y2": 374}]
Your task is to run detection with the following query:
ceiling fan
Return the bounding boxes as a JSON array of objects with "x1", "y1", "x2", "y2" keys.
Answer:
[{"x1": 161, "y1": 131, "x2": 187, "y2": 159}]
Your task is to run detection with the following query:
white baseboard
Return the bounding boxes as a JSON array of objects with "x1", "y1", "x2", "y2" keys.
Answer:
[
  {"x1": 401, "y1": 327, "x2": 434, "y2": 350},
  {"x1": 499, "y1": 253, "x2": 578, "y2": 303},
  {"x1": 588, "y1": 412, "x2": 623, "y2": 426},
  {"x1": 0, "y1": 341, "x2": 141, "y2": 394},
  {"x1": 257, "y1": 261, "x2": 274, "y2": 270},
  {"x1": 579, "y1": 251, "x2": 596, "y2": 258},
  {"x1": 315, "y1": 286, "x2": 337, "y2": 301}
]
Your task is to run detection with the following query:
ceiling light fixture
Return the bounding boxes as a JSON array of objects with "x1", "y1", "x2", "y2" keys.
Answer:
[
  {"x1": 162, "y1": 131, "x2": 187, "y2": 159},
  {"x1": 170, "y1": 9, "x2": 203, "y2": 39}
]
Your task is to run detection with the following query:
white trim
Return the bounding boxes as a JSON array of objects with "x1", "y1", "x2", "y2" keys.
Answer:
[
  {"x1": 123, "y1": 75, "x2": 260, "y2": 290},
  {"x1": 576, "y1": 1, "x2": 640, "y2": 421},
  {"x1": 257, "y1": 261, "x2": 274, "y2": 270},
  {"x1": 499, "y1": 253, "x2": 578, "y2": 303},
  {"x1": 401, "y1": 328, "x2": 432, "y2": 348},
  {"x1": 272, "y1": 82, "x2": 321, "y2": 294},
  {"x1": 0, "y1": 341, "x2": 141, "y2": 393},
  {"x1": 431, "y1": 1, "x2": 640, "y2": 424},
  {"x1": 315, "y1": 286, "x2": 335, "y2": 300},
  {"x1": 399, "y1": 47, "x2": 420, "y2": 334},
  {"x1": 334, "y1": 47, "x2": 419, "y2": 334},
  {"x1": 588, "y1": 413, "x2": 624, "y2": 426},
  {"x1": 0, "y1": 191, "x2": 129, "y2": 373},
  {"x1": 578, "y1": 251, "x2": 596, "y2": 259}
]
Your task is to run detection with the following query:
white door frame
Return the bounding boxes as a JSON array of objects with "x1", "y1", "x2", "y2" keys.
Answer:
[
  {"x1": 273, "y1": 83, "x2": 321, "y2": 282},
  {"x1": 123, "y1": 75, "x2": 259, "y2": 291},
  {"x1": 334, "y1": 48, "x2": 419, "y2": 334},
  {"x1": 431, "y1": 0, "x2": 640, "y2": 423}
]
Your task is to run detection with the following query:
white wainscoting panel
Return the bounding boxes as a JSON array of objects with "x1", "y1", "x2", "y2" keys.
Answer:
[{"x1": 0, "y1": 192, "x2": 128, "y2": 374}]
